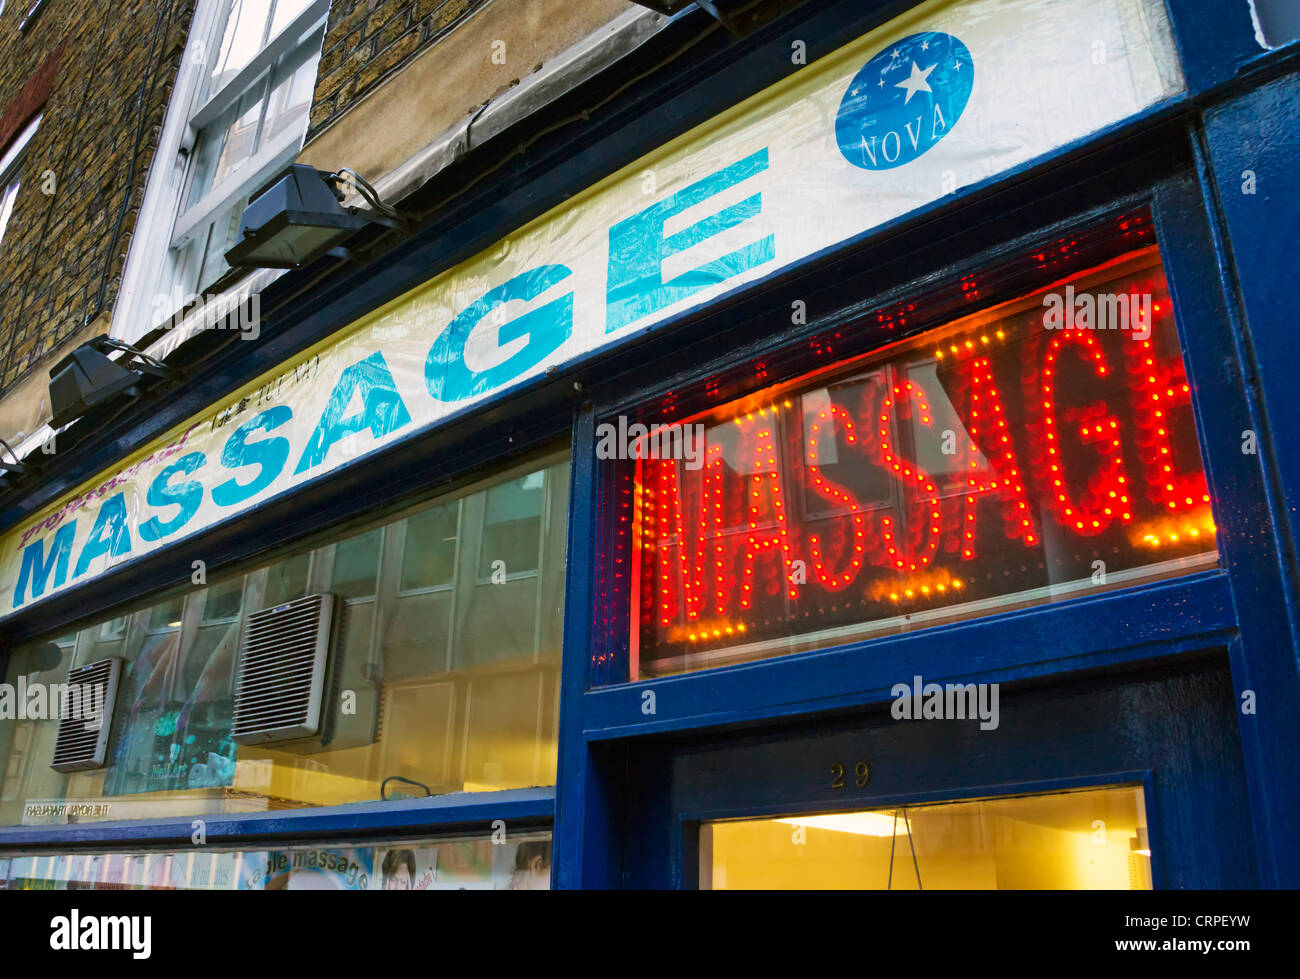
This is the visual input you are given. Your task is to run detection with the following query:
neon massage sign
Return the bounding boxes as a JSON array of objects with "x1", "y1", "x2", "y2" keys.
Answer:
[{"x1": 627, "y1": 251, "x2": 1218, "y2": 677}]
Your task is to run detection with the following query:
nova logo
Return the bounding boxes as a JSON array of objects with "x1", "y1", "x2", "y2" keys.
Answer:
[{"x1": 835, "y1": 31, "x2": 974, "y2": 170}]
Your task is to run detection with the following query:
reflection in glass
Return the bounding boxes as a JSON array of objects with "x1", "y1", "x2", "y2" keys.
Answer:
[
  {"x1": 263, "y1": 551, "x2": 309, "y2": 607},
  {"x1": 204, "y1": 0, "x2": 274, "y2": 102},
  {"x1": 147, "y1": 598, "x2": 184, "y2": 631},
  {"x1": 478, "y1": 472, "x2": 544, "y2": 577},
  {"x1": 261, "y1": 45, "x2": 320, "y2": 146},
  {"x1": 331, "y1": 528, "x2": 382, "y2": 599},
  {"x1": 187, "y1": 89, "x2": 266, "y2": 209},
  {"x1": 400, "y1": 503, "x2": 458, "y2": 591},
  {"x1": 195, "y1": 196, "x2": 248, "y2": 291}
]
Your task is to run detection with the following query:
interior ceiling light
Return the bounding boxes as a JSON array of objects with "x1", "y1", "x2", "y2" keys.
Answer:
[
  {"x1": 224, "y1": 164, "x2": 407, "y2": 271},
  {"x1": 775, "y1": 812, "x2": 910, "y2": 838}
]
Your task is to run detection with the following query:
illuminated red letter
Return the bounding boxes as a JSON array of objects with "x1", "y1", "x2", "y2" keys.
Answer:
[
  {"x1": 1038, "y1": 332, "x2": 1131, "y2": 536},
  {"x1": 741, "y1": 424, "x2": 797, "y2": 608},
  {"x1": 805, "y1": 405, "x2": 866, "y2": 591},
  {"x1": 876, "y1": 381, "x2": 941, "y2": 571},
  {"x1": 954, "y1": 356, "x2": 1040, "y2": 558}
]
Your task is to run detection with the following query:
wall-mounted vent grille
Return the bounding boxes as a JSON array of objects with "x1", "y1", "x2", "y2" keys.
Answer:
[
  {"x1": 232, "y1": 593, "x2": 336, "y2": 745},
  {"x1": 50, "y1": 658, "x2": 122, "y2": 773}
]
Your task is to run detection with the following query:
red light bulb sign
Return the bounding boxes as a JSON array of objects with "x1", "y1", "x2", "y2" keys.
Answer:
[{"x1": 631, "y1": 259, "x2": 1215, "y2": 668}]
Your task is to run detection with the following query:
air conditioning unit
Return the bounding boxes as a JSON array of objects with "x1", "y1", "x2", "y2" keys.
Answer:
[
  {"x1": 232, "y1": 593, "x2": 337, "y2": 746},
  {"x1": 50, "y1": 658, "x2": 123, "y2": 773}
]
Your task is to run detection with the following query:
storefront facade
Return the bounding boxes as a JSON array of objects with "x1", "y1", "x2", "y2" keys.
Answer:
[{"x1": 0, "y1": 0, "x2": 1297, "y2": 889}]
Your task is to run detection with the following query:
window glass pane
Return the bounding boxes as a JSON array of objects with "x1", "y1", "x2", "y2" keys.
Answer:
[
  {"x1": 478, "y1": 472, "x2": 545, "y2": 577},
  {"x1": 195, "y1": 195, "x2": 248, "y2": 291},
  {"x1": 268, "y1": 0, "x2": 316, "y2": 46},
  {"x1": 621, "y1": 247, "x2": 1217, "y2": 679},
  {"x1": 331, "y1": 528, "x2": 382, "y2": 599},
  {"x1": 147, "y1": 597, "x2": 184, "y2": 630},
  {"x1": 0, "y1": 452, "x2": 568, "y2": 828},
  {"x1": 100, "y1": 615, "x2": 130, "y2": 640},
  {"x1": 0, "y1": 832, "x2": 552, "y2": 890},
  {"x1": 204, "y1": 0, "x2": 274, "y2": 102},
  {"x1": 187, "y1": 88, "x2": 266, "y2": 210},
  {"x1": 203, "y1": 579, "x2": 244, "y2": 621},
  {"x1": 263, "y1": 551, "x2": 309, "y2": 607},
  {"x1": 400, "y1": 503, "x2": 458, "y2": 591},
  {"x1": 701, "y1": 785, "x2": 1150, "y2": 890},
  {"x1": 262, "y1": 44, "x2": 321, "y2": 147}
]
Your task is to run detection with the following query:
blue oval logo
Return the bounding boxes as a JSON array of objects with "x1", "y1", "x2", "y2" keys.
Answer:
[{"x1": 835, "y1": 32, "x2": 974, "y2": 170}]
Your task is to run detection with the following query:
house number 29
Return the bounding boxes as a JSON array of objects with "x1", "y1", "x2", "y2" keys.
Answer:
[{"x1": 830, "y1": 761, "x2": 870, "y2": 789}]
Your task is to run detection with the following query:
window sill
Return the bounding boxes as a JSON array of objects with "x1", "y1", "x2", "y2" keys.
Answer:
[{"x1": 0, "y1": 785, "x2": 555, "y2": 849}]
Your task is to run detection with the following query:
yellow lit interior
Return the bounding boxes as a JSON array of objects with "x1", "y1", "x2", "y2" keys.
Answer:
[{"x1": 702, "y1": 785, "x2": 1151, "y2": 890}]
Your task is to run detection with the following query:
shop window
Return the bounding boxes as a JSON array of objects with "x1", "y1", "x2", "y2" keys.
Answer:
[
  {"x1": 700, "y1": 785, "x2": 1150, "y2": 890},
  {"x1": 0, "y1": 831, "x2": 552, "y2": 890},
  {"x1": 608, "y1": 245, "x2": 1217, "y2": 679},
  {"x1": 0, "y1": 451, "x2": 569, "y2": 828}
]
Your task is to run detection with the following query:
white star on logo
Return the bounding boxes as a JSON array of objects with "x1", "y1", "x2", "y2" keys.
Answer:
[
  {"x1": 920, "y1": 40, "x2": 930, "y2": 51},
  {"x1": 894, "y1": 60, "x2": 936, "y2": 105},
  {"x1": 892, "y1": 47, "x2": 901, "y2": 59}
]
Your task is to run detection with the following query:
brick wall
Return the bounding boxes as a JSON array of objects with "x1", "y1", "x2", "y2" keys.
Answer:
[
  {"x1": 0, "y1": 0, "x2": 194, "y2": 406},
  {"x1": 309, "y1": 0, "x2": 490, "y2": 140}
]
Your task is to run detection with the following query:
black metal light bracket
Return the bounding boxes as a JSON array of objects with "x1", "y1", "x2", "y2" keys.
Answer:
[
  {"x1": 224, "y1": 164, "x2": 411, "y2": 272},
  {"x1": 47, "y1": 336, "x2": 176, "y2": 431}
]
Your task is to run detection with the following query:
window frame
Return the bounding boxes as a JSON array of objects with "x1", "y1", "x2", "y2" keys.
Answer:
[
  {"x1": 0, "y1": 112, "x2": 41, "y2": 253},
  {"x1": 108, "y1": 0, "x2": 329, "y2": 345}
]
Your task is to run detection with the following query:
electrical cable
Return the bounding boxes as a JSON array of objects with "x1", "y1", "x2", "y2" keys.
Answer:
[
  {"x1": 904, "y1": 806, "x2": 922, "y2": 890},
  {"x1": 888, "y1": 807, "x2": 898, "y2": 889},
  {"x1": 380, "y1": 775, "x2": 431, "y2": 800}
]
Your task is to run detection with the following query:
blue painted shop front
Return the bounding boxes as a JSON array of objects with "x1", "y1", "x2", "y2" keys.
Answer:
[{"x1": 0, "y1": 0, "x2": 1296, "y2": 889}]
